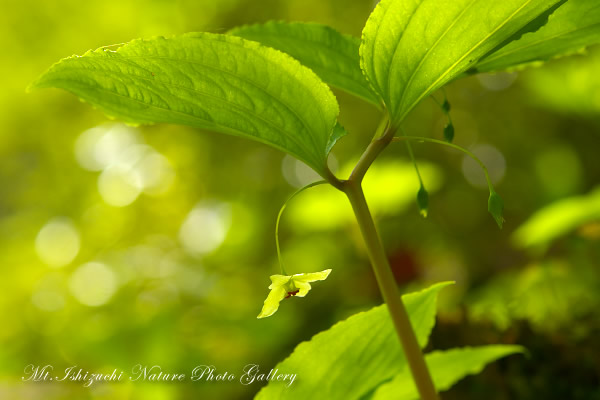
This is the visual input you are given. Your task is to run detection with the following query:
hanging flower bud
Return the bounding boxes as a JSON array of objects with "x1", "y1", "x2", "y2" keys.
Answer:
[
  {"x1": 488, "y1": 190, "x2": 505, "y2": 229},
  {"x1": 417, "y1": 185, "x2": 429, "y2": 218},
  {"x1": 442, "y1": 99, "x2": 451, "y2": 113},
  {"x1": 443, "y1": 122, "x2": 454, "y2": 143}
]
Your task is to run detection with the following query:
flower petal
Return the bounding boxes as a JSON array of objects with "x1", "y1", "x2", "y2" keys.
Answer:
[
  {"x1": 292, "y1": 269, "x2": 332, "y2": 283},
  {"x1": 294, "y1": 280, "x2": 312, "y2": 297},
  {"x1": 268, "y1": 274, "x2": 291, "y2": 289},
  {"x1": 257, "y1": 285, "x2": 287, "y2": 318}
]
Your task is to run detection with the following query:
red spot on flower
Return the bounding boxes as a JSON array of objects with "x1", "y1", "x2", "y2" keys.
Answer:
[{"x1": 285, "y1": 290, "x2": 300, "y2": 299}]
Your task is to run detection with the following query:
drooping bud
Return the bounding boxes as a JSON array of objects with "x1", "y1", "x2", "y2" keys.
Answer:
[
  {"x1": 442, "y1": 99, "x2": 451, "y2": 113},
  {"x1": 443, "y1": 122, "x2": 454, "y2": 143},
  {"x1": 417, "y1": 185, "x2": 429, "y2": 218},
  {"x1": 488, "y1": 190, "x2": 505, "y2": 229}
]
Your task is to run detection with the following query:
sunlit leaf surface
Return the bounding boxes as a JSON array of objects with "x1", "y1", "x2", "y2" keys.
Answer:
[
  {"x1": 230, "y1": 22, "x2": 381, "y2": 108},
  {"x1": 255, "y1": 282, "x2": 452, "y2": 400},
  {"x1": 31, "y1": 33, "x2": 341, "y2": 176},
  {"x1": 474, "y1": 0, "x2": 600, "y2": 73},
  {"x1": 360, "y1": 0, "x2": 564, "y2": 124},
  {"x1": 513, "y1": 186, "x2": 600, "y2": 249},
  {"x1": 372, "y1": 345, "x2": 524, "y2": 399}
]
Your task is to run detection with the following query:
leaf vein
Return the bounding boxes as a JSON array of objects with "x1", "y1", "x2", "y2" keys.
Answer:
[
  {"x1": 394, "y1": 0, "x2": 478, "y2": 114},
  {"x1": 117, "y1": 53, "x2": 325, "y2": 155},
  {"x1": 400, "y1": 0, "x2": 537, "y2": 122},
  {"x1": 50, "y1": 65, "x2": 322, "y2": 167}
]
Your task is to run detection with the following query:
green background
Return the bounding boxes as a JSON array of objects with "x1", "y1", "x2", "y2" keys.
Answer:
[{"x1": 2, "y1": 0, "x2": 599, "y2": 398}]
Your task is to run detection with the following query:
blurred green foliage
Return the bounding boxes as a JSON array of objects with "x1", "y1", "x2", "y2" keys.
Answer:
[{"x1": 1, "y1": 0, "x2": 599, "y2": 399}]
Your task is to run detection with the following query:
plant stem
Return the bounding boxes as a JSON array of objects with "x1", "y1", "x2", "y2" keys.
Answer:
[
  {"x1": 392, "y1": 135, "x2": 495, "y2": 193},
  {"x1": 350, "y1": 130, "x2": 393, "y2": 183},
  {"x1": 276, "y1": 180, "x2": 328, "y2": 275},
  {"x1": 344, "y1": 179, "x2": 439, "y2": 400}
]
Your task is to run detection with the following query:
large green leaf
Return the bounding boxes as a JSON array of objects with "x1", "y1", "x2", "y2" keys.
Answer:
[
  {"x1": 512, "y1": 186, "x2": 600, "y2": 249},
  {"x1": 371, "y1": 345, "x2": 524, "y2": 400},
  {"x1": 230, "y1": 21, "x2": 381, "y2": 108},
  {"x1": 360, "y1": 0, "x2": 563, "y2": 125},
  {"x1": 467, "y1": 261, "x2": 599, "y2": 331},
  {"x1": 30, "y1": 33, "x2": 341, "y2": 176},
  {"x1": 474, "y1": 0, "x2": 600, "y2": 73},
  {"x1": 254, "y1": 282, "x2": 452, "y2": 400}
]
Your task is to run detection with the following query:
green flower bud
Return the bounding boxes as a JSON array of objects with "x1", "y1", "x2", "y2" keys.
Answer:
[
  {"x1": 443, "y1": 122, "x2": 454, "y2": 143},
  {"x1": 417, "y1": 186, "x2": 429, "y2": 218},
  {"x1": 488, "y1": 190, "x2": 505, "y2": 229},
  {"x1": 442, "y1": 99, "x2": 451, "y2": 113}
]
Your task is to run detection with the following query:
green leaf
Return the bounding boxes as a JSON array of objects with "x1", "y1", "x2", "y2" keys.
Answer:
[
  {"x1": 474, "y1": 0, "x2": 600, "y2": 73},
  {"x1": 30, "y1": 33, "x2": 340, "y2": 176},
  {"x1": 371, "y1": 345, "x2": 524, "y2": 400},
  {"x1": 230, "y1": 21, "x2": 381, "y2": 108},
  {"x1": 512, "y1": 186, "x2": 600, "y2": 249},
  {"x1": 360, "y1": 0, "x2": 564, "y2": 125},
  {"x1": 467, "y1": 260, "x2": 599, "y2": 331},
  {"x1": 254, "y1": 282, "x2": 453, "y2": 400},
  {"x1": 327, "y1": 122, "x2": 348, "y2": 154}
]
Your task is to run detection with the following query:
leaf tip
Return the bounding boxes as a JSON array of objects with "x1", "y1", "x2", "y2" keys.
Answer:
[
  {"x1": 326, "y1": 122, "x2": 348, "y2": 155},
  {"x1": 27, "y1": 71, "x2": 53, "y2": 93},
  {"x1": 25, "y1": 82, "x2": 39, "y2": 94}
]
